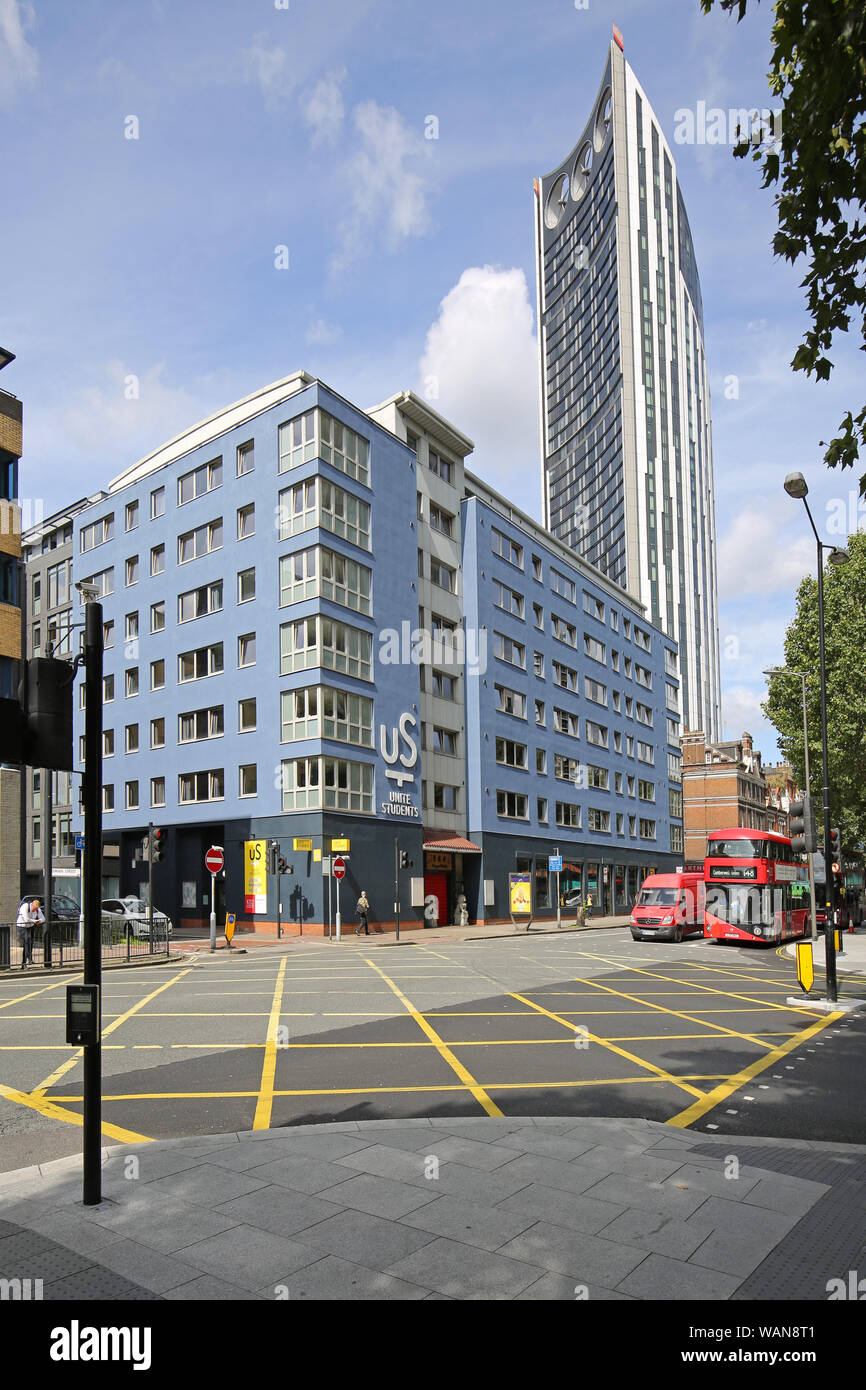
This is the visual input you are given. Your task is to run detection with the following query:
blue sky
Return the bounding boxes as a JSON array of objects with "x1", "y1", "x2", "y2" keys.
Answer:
[{"x1": 2, "y1": 0, "x2": 862, "y2": 760}]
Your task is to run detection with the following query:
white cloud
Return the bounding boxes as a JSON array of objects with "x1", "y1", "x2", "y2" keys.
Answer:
[
  {"x1": 418, "y1": 266, "x2": 540, "y2": 513},
  {"x1": 331, "y1": 100, "x2": 435, "y2": 272},
  {"x1": 243, "y1": 34, "x2": 293, "y2": 108},
  {"x1": 0, "y1": 0, "x2": 37, "y2": 105},
  {"x1": 301, "y1": 68, "x2": 346, "y2": 148},
  {"x1": 720, "y1": 683, "x2": 779, "y2": 751},
  {"x1": 306, "y1": 317, "x2": 342, "y2": 346},
  {"x1": 718, "y1": 507, "x2": 814, "y2": 598},
  {"x1": 59, "y1": 361, "x2": 201, "y2": 456}
]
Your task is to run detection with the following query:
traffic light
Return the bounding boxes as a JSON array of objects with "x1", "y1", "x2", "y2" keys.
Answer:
[
  {"x1": 278, "y1": 855, "x2": 289, "y2": 875},
  {"x1": 400, "y1": 850, "x2": 412, "y2": 869},
  {"x1": 829, "y1": 827, "x2": 842, "y2": 866},
  {"x1": 789, "y1": 794, "x2": 818, "y2": 854},
  {"x1": 268, "y1": 840, "x2": 279, "y2": 876},
  {"x1": 0, "y1": 658, "x2": 74, "y2": 770},
  {"x1": 151, "y1": 828, "x2": 166, "y2": 863}
]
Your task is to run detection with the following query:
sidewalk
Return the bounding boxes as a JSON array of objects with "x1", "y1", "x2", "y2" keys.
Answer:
[
  {"x1": 173, "y1": 914, "x2": 633, "y2": 954},
  {"x1": 1, "y1": 1116, "x2": 864, "y2": 1300},
  {"x1": 783, "y1": 930, "x2": 866, "y2": 974}
]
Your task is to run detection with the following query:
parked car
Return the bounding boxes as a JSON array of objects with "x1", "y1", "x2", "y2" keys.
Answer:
[
  {"x1": 101, "y1": 897, "x2": 173, "y2": 938},
  {"x1": 17, "y1": 893, "x2": 81, "y2": 922},
  {"x1": 630, "y1": 872, "x2": 705, "y2": 943}
]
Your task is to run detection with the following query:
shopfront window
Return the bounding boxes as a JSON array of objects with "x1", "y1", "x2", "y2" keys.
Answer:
[{"x1": 535, "y1": 858, "x2": 550, "y2": 910}]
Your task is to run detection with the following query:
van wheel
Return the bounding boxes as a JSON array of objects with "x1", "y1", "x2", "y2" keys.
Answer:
[{"x1": 674, "y1": 924, "x2": 683, "y2": 943}]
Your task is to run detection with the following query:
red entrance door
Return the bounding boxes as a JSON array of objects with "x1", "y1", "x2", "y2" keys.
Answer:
[{"x1": 424, "y1": 873, "x2": 449, "y2": 928}]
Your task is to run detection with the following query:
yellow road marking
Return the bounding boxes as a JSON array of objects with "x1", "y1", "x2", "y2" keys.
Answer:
[
  {"x1": 562, "y1": 976, "x2": 796, "y2": 1049},
  {"x1": 0, "y1": 1080, "x2": 151, "y2": 1144},
  {"x1": 363, "y1": 957, "x2": 503, "y2": 1117},
  {"x1": 252, "y1": 957, "x2": 287, "y2": 1130},
  {"x1": 565, "y1": 951, "x2": 824, "y2": 1016},
  {"x1": 0, "y1": 975, "x2": 79, "y2": 1010},
  {"x1": 30, "y1": 966, "x2": 194, "y2": 1097},
  {"x1": 510, "y1": 992, "x2": 706, "y2": 1100},
  {"x1": 667, "y1": 1010, "x2": 845, "y2": 1127}
]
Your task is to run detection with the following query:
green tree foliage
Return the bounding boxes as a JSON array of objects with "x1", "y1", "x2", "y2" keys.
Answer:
[
  {"x1": 762, "y1": 531, "x2": 866, "y2": 849},
  {"x1": 701, "y1": 1, "x2": 866, "y2": 488}
]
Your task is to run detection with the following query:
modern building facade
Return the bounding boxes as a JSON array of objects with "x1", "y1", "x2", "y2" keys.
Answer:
[
  {"x1": 534, "y1": 31, "x2": 722, "y2": 742},
  {"x1": 0, "y1": 348, "x2": 23, "y2": 924},
  {"x1": 22, "y1": 372, "x2": 682, "y2": 934}
]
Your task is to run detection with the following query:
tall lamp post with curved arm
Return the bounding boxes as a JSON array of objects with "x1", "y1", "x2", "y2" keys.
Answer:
[{"x1": 783, "y1": 472, "x2": 849, "y2": 1003}]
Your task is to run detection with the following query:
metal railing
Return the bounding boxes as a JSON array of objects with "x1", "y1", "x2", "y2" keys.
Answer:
[{"x1": 0, "y1": 917, "x2": 171, "y2": 970}]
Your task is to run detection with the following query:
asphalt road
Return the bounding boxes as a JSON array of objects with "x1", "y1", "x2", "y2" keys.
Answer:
[{"x1": 1, "y1": 930, "x2": 864, "y2": 1171}]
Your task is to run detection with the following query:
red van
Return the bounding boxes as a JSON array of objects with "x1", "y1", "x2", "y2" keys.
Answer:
[{"x1": 630, "y1": 872, "x2": 705, "y2": 943}]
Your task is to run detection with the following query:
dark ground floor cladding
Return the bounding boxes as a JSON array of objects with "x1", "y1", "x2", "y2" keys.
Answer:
[{"x1": 92, "y1": 817, "x2": 677, "y2": 937}]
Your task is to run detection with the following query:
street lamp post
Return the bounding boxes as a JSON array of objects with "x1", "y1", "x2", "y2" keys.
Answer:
[
  {"x1": 764, "y1": 667, "x2": 818, "y2": 942},
  {"x1": 783, "y1": 472, "x2": 849, "y2": 1003}
]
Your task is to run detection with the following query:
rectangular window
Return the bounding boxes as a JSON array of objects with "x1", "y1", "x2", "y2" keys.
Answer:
[
  {"x1": 319, "y1": 479, "x2": 371, "y2": 550},
  {"x1": 585, "y1": 676, "x2": 607, "y2": 706},
  {"x1": 125, "y1": 555, "x2": 139, "y2": 586},
  {"x1": 637, "y1": 741, "x2": 655, "y2": 764},
  {"x1": 178, "y1": 519, "x2": 222, "y2": 565},
  {"x1": 553, "y1": 707, "x2": 579, "y2": 738},
  {"x1": 318, "y1": 410, "x2": 370, "y2": 485},
  {"x1": 238, "y1": 568, "x2": 256, "y2": 603},
  {"x1": 553, "y1": 661, "x2": 577, "y2": 691},
  {"x1": 671, "y1": 825, "x2": 684, "y2": 853},
  {"x1": 496, "y1": 790, "x2": 528, "y2": 820},
  {"x1": 533, "y1": 651, "x2": 544, "y2": 678},
  {"x1": 493, "y1": 580, "x2": 523, "y2": 618},
  {"x1": 125, "y1": 723, "x2": 139, "y2": 754},
  {"x1": 125, "y1": 612, "x2": 139, "y2": 642},
  {"x1": 428, "y1": 448, "x2": 453, "y2": 484},
  {"x1": 587, "y1": 765, "x2": 609, "y2": 789},
  {"x1": 125, "y1": 780, "x2": 139, "y2": 811},
  {"x1": 237, "y1": 503, "x2": 255, "y2": 540},
  {"x1": 533, "y1": 603, "x2": 543, "y2": 629},
  {"x1": 491, "y1": 527, "x2": 523, "y2": 569},
  {"x1": 433, "y1": 784, "x2": 458, "y2": 811},
  {"x1": 278, "y1": 410, "x2": 317, "y2": 473},
  {"x1": 495, "y1": 737, "x2": 527, "y2": 769},
  {"x1": 80, "y1": 514, "x2": 114, "y2": 552},
  {"x1": 125, "y1": 668, "x2": 139, "y2": 697},
  {"x1": 537, "y1": 797, "x2": 548, "y2": 822},
  {"x1": 669, "y1": 788, "x2": 683, "y2": 817},
  {"x1": 178, "y1": 457, "x2": 222, "y2": 506},
  {"x1": 430, "y1": 559, "x2": 455, "y2": 592},
  {"x1": 150, "y1": 718, "x2": 165, "y2": 749},
  {"x1": 495, "y1": 684, "x2": 526, "y2": 718},
  {"x1": 151, "y1": 601, "x2": 165, "y2": 633},
  {"x1": 588, "y1": 808, "x2": 610, "y2": 832},
  {"x1": 535, "y1": 700, "x2": 545, "y2": 726},
  {"x1": 551, "y1": 614, "x2": 577, "y2": 647},
  {"x1": 636, "y1": 702, "x2": 653, "y2": 726},
  {"x1": 555, "y1": 801, "x2": 580, "y2": 828},
  {"x1": 103, "y1": 785, "x2": 114, "y2": 813},
  {"x1": 151, "y1": 777, "x2": 165, "y2": 808},
  {"x1": 280, "y1": 545, "x2": 371, "y2": 615},
  {"x1": 150, "y1": 659, "x2": 165, "y2": 690},
  {"x1": 432, "y1": 727, "x2": 458, "y2": 756},
  {"x1": 551, "y1": 568, "x2": 576, "y2": 604},
  {"x1": 178, "y1": 706, "x2": 224, "y2": 743},
  {"x1": 639, "y1": 818, "x2": 656, "y2": 840},
  {"x1": 554, "y1": 753, "x2": 579, "y2": 782},
  {"x1": 150, "y1": 544, "x2": 165, "y2": 576},
  {"x1": 125, "y1": 500, "x2": 139, "y2": 531},
  {"x1": 237, "y1": 440, "x2": 254, "y2": 476},
  {"x1": 668, "y1": 751, "x2": 682, "y2": 782},
  {"x1": 103, "y1": 729, "x2": 114, "y2": 757},
  {"x1": 432, "y1": 670, "x2": 457, "y2": 701},
  {"x1": 280, "y1": 615, "x2": 372, "y2": 681},
  {"x1": 583, "y1": 592, "x2": 605, "y2": 622},
  {"x1": 179, "y1": 769, "x2": 225, "y2": 803},
  {"x1": 493, "y1": 632, "x2": 525, "y2": 668},
  {"x1": 151, "y1": 486, "x2": 165, "y2": 519},
  {"x1": 178, "y1": 643, "x2": 224, "y2": 682},
  {"x1": 429, "y1": 503, "x2": 454, "y2": 537},
  {"x1": 584, "y1": 634, "x2": 606, "y2": 663},
  {"x1": 585, "y1": 720, "x2": 608, "y2": 748},
  {"x1": 638, "y1": 779, "x2": 655, "y2": 801},
  {"x1": 239, "y1": 697, "x2": 257, "y2": 732},
  {"x1": 178, "y1": 581, "x2": 223, "y2": 623},
  {"x1": 279, "y1": 755, "x2": 373, "y2": 812},
  {"x1": 238, "y1": 633, "x2": 256, "y2": 667},
  {"x1": 239, "y1": 765, "x2": 257, "y2": 798}
]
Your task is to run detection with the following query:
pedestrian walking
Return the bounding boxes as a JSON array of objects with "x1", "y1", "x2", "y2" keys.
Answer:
[
  {"x1": 16, "y1": 898, "x2": 44, "y2": 968},
  {"x1": 355, "y1": 890, "x2": 371, "y2": 936}
]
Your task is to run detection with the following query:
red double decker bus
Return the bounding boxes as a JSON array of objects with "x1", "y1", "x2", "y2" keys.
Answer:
[{"x1": 703, "y1": 828, "x2": 810, "y2": 946}]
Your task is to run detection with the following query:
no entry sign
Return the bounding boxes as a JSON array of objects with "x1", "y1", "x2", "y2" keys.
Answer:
[
  {"x1": 205, "y1": 847, "x2": 224, "y2": 875},
  {"x1": 333, "y1": 856, "x2": 346, "y2": 880}
]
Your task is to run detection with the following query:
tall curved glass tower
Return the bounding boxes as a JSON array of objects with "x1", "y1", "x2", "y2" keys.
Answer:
[{"x1": 535, "y1": 33, "x2": 721, "y2": 740}]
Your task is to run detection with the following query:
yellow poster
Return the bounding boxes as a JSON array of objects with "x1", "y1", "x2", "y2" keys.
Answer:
[
  {"x1": 509, "y1": 873, "x2": 532, "y2": 915},
  {"x1": 244, "y1": 839, "x2": 267, "y2": 914}
]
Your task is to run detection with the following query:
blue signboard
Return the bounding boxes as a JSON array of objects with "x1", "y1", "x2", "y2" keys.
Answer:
[{"x1": 549, "y1": 855, "x2": 563, "y2": 873}]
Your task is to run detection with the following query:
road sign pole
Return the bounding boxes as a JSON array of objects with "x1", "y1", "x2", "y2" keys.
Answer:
[
  {"x1": 82, "y1": 599, "x2": 103, "y2": 1206},
  {"x1": 210, "y1": 873, "x2": 216, "y2": 952},
  {"x1": 148, "y1": 822, "x2": 154, "y2": 956},
  {"x1": 335, "y1": 871, "x2": 341, "y2": 942}
]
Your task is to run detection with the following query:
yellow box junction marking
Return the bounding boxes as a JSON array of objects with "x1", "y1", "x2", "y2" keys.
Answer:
[
  {"x1": 667, "y1": 1010, "x2": 844, "y2": 1128},
  {"x1": 252, "y1": 957, "x2": 287, "y2": 1129},
  {"x1": 364, "y1": 956, "x2": 503, "y2": 1117},
  {"x1": 0, "y1": 1080, "x2": 151, "y2": 1145}
]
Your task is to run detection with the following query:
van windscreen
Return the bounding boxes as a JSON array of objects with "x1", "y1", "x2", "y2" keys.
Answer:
[{"x1": 637, "y1": 887, "x2": 677, "y2": 906}]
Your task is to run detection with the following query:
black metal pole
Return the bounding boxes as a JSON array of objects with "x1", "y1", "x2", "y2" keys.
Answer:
[
  {"x1": 816, "y1": 544, "x2": 838, "y2": 1003},
  {"x1": 82, "y1": 600, "x2": 103, "y2": 1204},
  {"x1": 394, "y1": 837, "x2": 400, "y2": 942},
  {"x1": 43, "y1": 763, "x2": 53, "y2": 967}
]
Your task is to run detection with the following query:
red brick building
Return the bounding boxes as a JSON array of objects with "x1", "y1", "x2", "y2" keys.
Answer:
[{"x1": 682, "y1": 731, "x2": 793, "y2": 864}]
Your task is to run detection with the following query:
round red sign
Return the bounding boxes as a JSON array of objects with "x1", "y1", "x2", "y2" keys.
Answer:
[
  {"x1": 333, "y1": 856, "x2": 346, "y2": 880},
  {"x1": 205, "y1": 847, "x2": 224, "y2": 875}
]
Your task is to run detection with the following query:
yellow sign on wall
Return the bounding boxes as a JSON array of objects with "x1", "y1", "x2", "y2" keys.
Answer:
[
  {"x1": 313, "y1": 848, "x2": 322, "y2": 863},
  {"x1": 244, "y1": 840, "x2": 267, "y2": 914},
  {"x1": 331, "y1": 838, "x2": 351, "y2": 852},
  {"x1": 293, "y1": 837, "x2": 312, "y2": 852}
]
